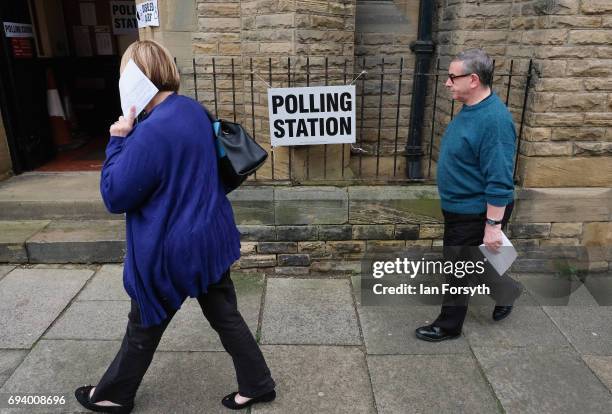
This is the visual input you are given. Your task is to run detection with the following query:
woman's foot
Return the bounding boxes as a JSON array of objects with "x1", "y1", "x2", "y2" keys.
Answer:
[
  {"x1": 221, "y1": 389, "x2": 276, "y2": 410},
  {"x1": 74, "y1": 385, "x2": 133, "y2": 413}
]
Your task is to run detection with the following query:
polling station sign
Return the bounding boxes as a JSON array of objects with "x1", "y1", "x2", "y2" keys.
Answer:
[
  {"x1": 268, "y1": 85, "x2": 356, "y2": 147},
  {"x1": 110, "y1": 1, "x2": 137, "y2": 34}
]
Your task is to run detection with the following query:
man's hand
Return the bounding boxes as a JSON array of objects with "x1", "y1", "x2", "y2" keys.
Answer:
[
  {"x1": 483, "y1": 223, "x2": 503, "y2": 252},
  {"x1": 109, "y1": 106, "x2": 136, "y2": 137}
]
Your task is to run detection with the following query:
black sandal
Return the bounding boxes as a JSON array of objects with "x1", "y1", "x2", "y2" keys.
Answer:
[
  {"x1": 221, "y1": 389, "x2": 276, "y2": 410},
  {"x1": 74, "y1": 385, "x2": 134, "y2": 414}
]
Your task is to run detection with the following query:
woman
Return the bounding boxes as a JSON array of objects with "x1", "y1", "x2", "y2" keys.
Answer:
[{"x1": 75, "y1": 40, "x2": 276, "y2": 413}]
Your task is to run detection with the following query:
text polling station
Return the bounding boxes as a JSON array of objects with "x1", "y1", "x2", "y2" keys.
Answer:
[{"x1": 267, "y1": 85, "x2": 356, "y2": 147}]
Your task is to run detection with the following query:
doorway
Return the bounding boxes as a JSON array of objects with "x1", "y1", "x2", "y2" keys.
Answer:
[{"x1": 0, "y1": 0, "x2": 138, "y2": 173}]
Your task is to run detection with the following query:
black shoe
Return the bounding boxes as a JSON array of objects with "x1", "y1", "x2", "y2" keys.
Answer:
[
  {"x1": 493, "y1": 305, "x2": 513, "y2": 321},
  {"x1": 415, "y1": 325, "x2": 460, "y2": 342},
  {"x1": 74, "y1": 386, "x2": 133, "y2": 414},
  {"x1": 221, "y1": 389, "x2": 276, "y2": 410}
]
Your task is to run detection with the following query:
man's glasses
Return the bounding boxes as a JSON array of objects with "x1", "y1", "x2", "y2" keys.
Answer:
[{"x1": 447, "y1": 73, "x2": 472, "y2": 83}]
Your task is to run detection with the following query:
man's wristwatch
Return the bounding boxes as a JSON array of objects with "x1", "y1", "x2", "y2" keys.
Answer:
[{"x1": 486, "y1": 218, "x2": 502, "y2": 226}]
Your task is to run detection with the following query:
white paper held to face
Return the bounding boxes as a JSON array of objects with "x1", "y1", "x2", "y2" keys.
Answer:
[{"x1": 119, "y1": 58, "x2": 159, "y2": 117}]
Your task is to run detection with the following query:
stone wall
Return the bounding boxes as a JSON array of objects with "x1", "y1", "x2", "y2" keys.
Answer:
[
  {"x1": 430, "y1": 0, "x2": 612, "y2": 187},
  {"x1": 0, "y1": 109, "x2": 12, "y2": 180},
  {"x1": 228, "y1": 185, "x2": 611, "y2": 276}
]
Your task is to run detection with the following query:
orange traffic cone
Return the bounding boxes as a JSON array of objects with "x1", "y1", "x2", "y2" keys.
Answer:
[{"x1": 46, "y1": 68, "x2": 71, "y2": 147}]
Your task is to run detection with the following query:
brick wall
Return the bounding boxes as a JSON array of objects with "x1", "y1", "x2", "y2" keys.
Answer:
[
  {"x1": 431, "y1": 0, "x2": 612, "y2": 187},
  {"x1": 228, "y1": 186, "x2": 611, "y2": 276}
]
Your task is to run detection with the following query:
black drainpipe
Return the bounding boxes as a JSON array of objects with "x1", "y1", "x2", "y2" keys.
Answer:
[{"x1": 406, "y1": 0, "x2": 435, "y2": 179}]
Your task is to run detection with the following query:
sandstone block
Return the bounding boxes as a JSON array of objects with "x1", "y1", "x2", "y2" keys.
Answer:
[
  {"x1": 258, "y1": 242, "x2": 297, "y2": 254},
  {"x1": 352, "y1": 225, "x2": 394, "y2": 240},
  {"x1": 277, "y1": 254, "x2": 311, "y2": 267},
  {"x1": 318, "y1": 225, "x2": 352, "y2": 241},
  {"x1": 419, "y1": 224, "x2": 444, "y2": 239},
  {"x1": 550, "y1": 223, "x2": 583, "y2": 238},
  {"x1": 574, "y1": 142, "x2": 612, "y2": 156},
  {"x1": 581, "y1": 0, "x2": 612, "y2": 14},
  {"x1": 509, "y1": 223, "x2": 551, "y2": 239}
]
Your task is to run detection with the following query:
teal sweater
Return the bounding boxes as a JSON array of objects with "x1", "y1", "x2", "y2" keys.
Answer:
[{"x1": 437, "y1": 92, "x2": 516, "y2": 214}]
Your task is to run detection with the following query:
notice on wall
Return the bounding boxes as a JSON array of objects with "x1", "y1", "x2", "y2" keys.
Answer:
[
  {"x1": 136, "y1": 0, "x2": 159, "y2": 28},
  {"x1": 95, "y1": 26, "x2": 113, "y2": 55},
  {"x1": 3, "y1": 22, "x2": 34, "y2": 38},
  {"x1": 80, "y1": 1, "x2": 98, "y2": 26},
  {"x1": 73, "y1": 26, "x2": 92, "y2": 57},
  {"x1": 267, "y1": 85, "x2": 356, "y2": 147},
  {"x1": 10, "y1": 38, "x2": 34, "y2": 58},
  {"x1": 110, "y1": 1, "x2": 138, "y2": 34}
]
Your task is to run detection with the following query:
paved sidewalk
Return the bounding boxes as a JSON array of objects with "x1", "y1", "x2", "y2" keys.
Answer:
[{"x1": 0, "y1": 265, "x2": 611, "y2": 413}]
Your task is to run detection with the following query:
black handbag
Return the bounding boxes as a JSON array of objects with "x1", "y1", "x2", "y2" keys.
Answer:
[{"x1": 203, "y1": 107, "x2": 268, "y2": 193}]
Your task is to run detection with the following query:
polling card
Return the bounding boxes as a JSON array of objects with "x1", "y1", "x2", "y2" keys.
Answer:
[
  {"x1": 479, "y1": 231, "x2": 518, "y2": 276},
  {"x1": 118, "y1": 59, "x2": 158, "y2": 118}
]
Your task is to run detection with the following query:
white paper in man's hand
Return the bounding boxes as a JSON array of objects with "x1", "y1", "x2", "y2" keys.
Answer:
[
  {"x1": 119, "y1": 59, "x2": 158, "y2": 117},
  {"x1": 479, "y1": 231, "x2": 518, "y2": 276}
]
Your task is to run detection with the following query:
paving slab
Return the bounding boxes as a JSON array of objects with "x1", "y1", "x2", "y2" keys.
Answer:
[
  {"x1": 0, "y1": 339, "x2": 122, "y2": 413},
  {"x1": 542, "y1": 306, "x2": 612, "y2": 355},
  {"x1": 582, "y1": 356, "x2": 612, "y2": 391},
  {"x1": 515, "y1": 273, "x2": 599, "y2": 306},
  {"x1": 261, "y1": 278, "x2": 361, "y2": 345},
  {"x1": 77, "y1": 265, "x2": 127, "y2": 301},
  {"x1": 43, "y1": 301, "x2": 130, "y2": 341},
  {"x1": 0, "y1": 268, "x2": 93, "y2": 348},
  {"x1": 26, "y1": 220, "x2": 125, "y2": 263},
  {"x1": 0, "y1": 350, "x2": 27, "y2": 388},
  {"x1": 357, "y1": 305, "x2": 471, "y2": 355},
  {"x1": 0, "y1": 266, "x2": 14, "y2": 282},
  {"x1": 253, "y1": 345, "x2": 375, "y2": 414},
  {"x1": 367, "y1": 354, "x2": 501, "y2": 414},
  {"x1": 134, "y1": 351, "x2": 237, "y2": 414},
  {"x1": 0, "y1": 221, "x2": 50, "y2": 263},
  {"x1": 463, "y1": 292, "x2": 568, "y2": 348},
  {"x1": 473, "y1": 346, "x2": 612, "y2": 414},
  {"x1": 158, "y1": 274, "x2": 264, "y2": 351}
]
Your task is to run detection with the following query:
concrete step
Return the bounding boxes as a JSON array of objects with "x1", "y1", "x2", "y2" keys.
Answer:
[
  {"x1": 0, "y1": 220, "x2": 125, "y2": 264},
  {"x1": 0, "y1": 172, "x2": 117, "y2": 220}
]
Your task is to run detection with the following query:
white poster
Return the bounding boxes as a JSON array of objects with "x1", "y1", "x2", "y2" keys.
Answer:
[
  {"x1": 136, "y1": 0, "x2": 160, "y2": 28},
  {"x1": 73, "y1": 26, "x2": 92, "y2": 57},
  {"x1": 268, "y1": 85, "x2": 356, "y2": 147},
  {"x1": 79, "y1": 2, "x2": 97, "y2": 26},
  {"x1": 95, "y1": 26, "x2": 113, "y2": 55},
  {"x1": 110, "y1": 1, "x2": 138, "y2": 34},
  {"x1": 3, "y1": 22, "x2": 34, "y2": 38}
]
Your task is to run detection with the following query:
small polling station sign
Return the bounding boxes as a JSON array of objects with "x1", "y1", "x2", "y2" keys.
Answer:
[{"x1": 268, "y1": 85, "x2": 356, "y2": 147}]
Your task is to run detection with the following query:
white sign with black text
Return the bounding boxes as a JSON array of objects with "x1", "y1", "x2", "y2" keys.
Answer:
[
  {"x1": 109, "y1": 1, "x2": 138, "y2": 34},
  {"x1": 268, "y1": 85, "x2": 356, "y2": 147},
  {"x1": 3, "y1": 22, "x2": 34, "y2": 38},
  {"x1": 136, "y1": 0, "x2": 160, "y2": 28}
]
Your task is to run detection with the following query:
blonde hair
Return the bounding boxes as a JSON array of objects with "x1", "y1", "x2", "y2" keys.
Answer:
[{"x1": 120, "y1": 40, "x2": 180, "y2": 92}]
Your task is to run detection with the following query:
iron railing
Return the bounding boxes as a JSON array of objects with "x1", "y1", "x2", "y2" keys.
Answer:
[{"x1": 186, "y1": 56, "x2": 534, "y2": 185}]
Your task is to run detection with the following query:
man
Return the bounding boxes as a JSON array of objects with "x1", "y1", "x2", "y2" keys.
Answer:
[{"x1": 415, "y1": 48, "x2": 522, "y2": 342}]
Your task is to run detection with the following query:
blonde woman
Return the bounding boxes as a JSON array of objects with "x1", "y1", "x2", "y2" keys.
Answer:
[{"x1": 75, "y1": 40, "x2": 276, "y2": 413}]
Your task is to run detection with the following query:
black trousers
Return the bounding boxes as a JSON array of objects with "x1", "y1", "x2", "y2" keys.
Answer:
[
  {"x1": 433, "y1": 202, "x2": 521, "y2": 334},
  {"x1": 90, "y1": 271, "x2": 275, "y2": 406}
]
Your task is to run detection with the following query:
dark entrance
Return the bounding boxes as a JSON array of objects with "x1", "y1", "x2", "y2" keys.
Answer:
[{"x1": 0, "y1": 0, "x2": 136, "y2": 174}]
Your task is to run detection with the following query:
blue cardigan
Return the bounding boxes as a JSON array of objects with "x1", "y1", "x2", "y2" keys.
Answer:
[
  {"x1": 100, "y1": 93, "x2": 241, "y2": 327},
  {"x1": 436, "y1": 92, "x2": 516, "y2": 214}
]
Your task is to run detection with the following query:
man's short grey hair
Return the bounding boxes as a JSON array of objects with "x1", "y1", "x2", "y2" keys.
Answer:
[{"x1": 454, "y1": 48, "x2": 494, "y2": 87}]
